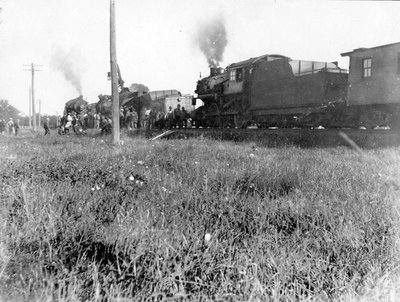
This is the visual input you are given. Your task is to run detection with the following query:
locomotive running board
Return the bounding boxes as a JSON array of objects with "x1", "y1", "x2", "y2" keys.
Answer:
[{"x1": 150, "y1": 130, "x2": 176, "y2": 140}]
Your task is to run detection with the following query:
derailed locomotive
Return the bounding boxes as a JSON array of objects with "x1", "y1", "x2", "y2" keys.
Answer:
[{"x1": 194, "y1": 42, "x2": 400, "y2": 129}]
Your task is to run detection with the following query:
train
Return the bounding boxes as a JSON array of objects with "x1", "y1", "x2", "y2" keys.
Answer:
[{"x1": 192, "y1": 42, "x2": 400, "y2": 130}]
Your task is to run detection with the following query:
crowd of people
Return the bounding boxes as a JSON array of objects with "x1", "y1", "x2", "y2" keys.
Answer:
[
  {"x1": 0, "y1": 117, "x2": 54, "y2": 136},
  {"x1": 95, "y1": 104, "x2": 192, "y2": 133},
  {"x1": 139, "y1": 104, "x2": 191, "y2": 130},
  {"x1": 58, "y1": 112, "x2": 89, "y2": 135},
  {"x1": 54, "y1": 104, "x2": 193, "y2": 136},
  {"x1": 1, "y1": 104, "x2": 193, "y2": 138},
  {"x1": 0, "y1": 118, "x2": 20, "y2": 136}
]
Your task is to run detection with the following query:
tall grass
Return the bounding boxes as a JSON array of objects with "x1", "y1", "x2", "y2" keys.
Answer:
[{"x1": 0, "y1": 134, "x2": 399, "y2": 301}]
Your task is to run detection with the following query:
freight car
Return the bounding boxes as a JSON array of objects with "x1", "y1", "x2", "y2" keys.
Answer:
[
  {"x1": 340, "y1": 42, "x2": 400, "y2": 129},
  {"x1": 194, "y1": 42, "x2": 400, "y2": 129}
]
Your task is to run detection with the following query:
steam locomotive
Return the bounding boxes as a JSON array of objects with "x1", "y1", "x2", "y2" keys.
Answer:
[{"x1": 193, "y1": 42, "x2": 400, "y2": 129}]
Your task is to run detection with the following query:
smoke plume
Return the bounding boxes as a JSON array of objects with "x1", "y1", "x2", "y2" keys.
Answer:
[
  {"x1": 129, "y1": 83, "x2": 150, "y2": 95},
  {"x1": 196, "y1": 17, "x2": 228, "y2": 67},
  {"x1": 50, "y1": 47, "x2": 86, "y2": 95}
]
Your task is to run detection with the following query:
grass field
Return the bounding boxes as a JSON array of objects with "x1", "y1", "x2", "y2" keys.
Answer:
[{"x1": 1, "y1": 131, "x2": 400, "y2": 301}]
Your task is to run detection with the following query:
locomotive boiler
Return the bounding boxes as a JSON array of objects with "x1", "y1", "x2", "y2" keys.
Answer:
[{"x1": 64, "y1": 95, "x2": 88, "y2": 116}]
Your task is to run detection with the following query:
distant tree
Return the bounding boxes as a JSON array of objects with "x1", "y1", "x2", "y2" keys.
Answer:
[
  {"x1": 19, "y1": 115, "x2": 30, "y2": 127},
  {"x1": 40, "y1": 114, "x2": 59, "y2": 128},
  {"x1": 0, "y1": 99, "x2": 21, "y2": 121}
]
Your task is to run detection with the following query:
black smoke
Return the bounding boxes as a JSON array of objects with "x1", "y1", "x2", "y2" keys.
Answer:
[
  {"x1": 196, "y1": 17, "x2": 228, "y2": 67},
  {"x1": 50, "y1": 47, "x2": 86, "y2": 95}
]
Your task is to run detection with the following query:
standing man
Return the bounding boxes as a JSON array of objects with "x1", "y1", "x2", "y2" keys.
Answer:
[
  {"x1": 166, "y1": 106, "x2": 174, "y2": 129},
  {"x1": 7, "y1": 118, "x2": 14, "y2": 135},
  {"x1": 83, "y1": 113, "x2": 89, "y2": 130},
  {"x1": 43, "y1": 117, "x2": 50, "y2": 135},
  {"x1": 94, "y1": 113, "x2": 100, "y2": 129},
  {"x1": 14, "y1": 119, "x2": 20, "y2": 136},
  {"x1": 174, "y1": 104, "x2": 182, "y2": 128},
  {"x1": 120, "y1": 108, "x2": 125, "y2": 129},
  {"x1": 0, "y1": 119, "x2": 5, "y2": 135},
  {"x1": 131, "y1": 108, "x2": 138, "y2": 129},
  {"x1": 181, "y1": 107, "x2": 188, "y2": 128}
]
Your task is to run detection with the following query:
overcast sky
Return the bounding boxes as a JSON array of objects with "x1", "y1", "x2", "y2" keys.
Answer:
[{"x1": 0, "y1": 0, "x2": 399, "y2": 115}]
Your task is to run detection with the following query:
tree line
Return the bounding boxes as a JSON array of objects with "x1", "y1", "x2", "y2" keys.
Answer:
[{"x1": 0, "y1": 99, "x2": 59, "y2": 128}]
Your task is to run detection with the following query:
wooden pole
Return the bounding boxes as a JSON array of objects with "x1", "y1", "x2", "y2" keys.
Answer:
[
  {"x1": 31, "y1": 63, "x2": 36, "y2": 131},
  {"x1": 29, "y1": 86, "x2": 32, "y2": 128},
  {"x1": 24, "y1": 63, "x2": 41, "y2": 130},
  {"x1": 110, "y1": 0, "x2": 120, "y2": 144},
  {"x1": 38, "y1": 99, "x2": 41, "y2": 127}
]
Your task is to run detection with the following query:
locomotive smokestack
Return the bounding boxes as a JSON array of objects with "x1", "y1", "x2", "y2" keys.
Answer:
[{"x1": 210, "y1": 67, "x2": 223, "y2": 76}]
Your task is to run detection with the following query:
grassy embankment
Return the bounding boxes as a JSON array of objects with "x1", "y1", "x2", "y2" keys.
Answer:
[{"x1": 0, "y1": 133, "x2": 400, "y2": 301}]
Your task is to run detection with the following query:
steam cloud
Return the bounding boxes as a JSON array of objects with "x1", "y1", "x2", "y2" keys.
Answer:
[
  {"x1": 50, "y1": 47, "x2": 86, "y2": 95},
  {"x1": 196, "y1": 17, "x2": 228, "y2": 67},
  {"x1": 129, "y1": 83, "x2": 150, "y2": 94}
]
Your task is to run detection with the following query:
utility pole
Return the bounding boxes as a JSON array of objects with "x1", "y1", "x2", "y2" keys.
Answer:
[
  {"x1": 29, "y1": 86, "x2": 32, "y2": 128},
  {"x1": 38, "y1": 99, "x2": 41, "y2": 127},
  {"x1": 23, "y1": 63, "x2": 41, "y2": 131},
  {"x1": 110, "y1": 0, "x2": 120, "y2": 144}
]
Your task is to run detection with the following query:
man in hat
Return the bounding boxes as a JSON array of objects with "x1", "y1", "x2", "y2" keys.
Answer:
[
  {"x1": 43, "y1": 117, "x2": 50, "y2": 135},
  {"x1": 174, "y1": 104, "x2": 183, "y2": 128},
  {"x1": 14, "y1": 119, "x2": 20, "y2": 136}
]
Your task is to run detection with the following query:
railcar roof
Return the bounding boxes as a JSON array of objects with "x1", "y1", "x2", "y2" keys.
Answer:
[
  {"x1": 227, "y1": 54, "x2": 288, "y2": 69},
  {"x1": 341, "y1": 41, "x2": 400, "y2": 56}
]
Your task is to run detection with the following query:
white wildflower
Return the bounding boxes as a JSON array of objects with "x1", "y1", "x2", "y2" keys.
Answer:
[
  {"x1": 204, "y1": 233, "x2": 212, "y2": 243},
  {"x1": 137, "y1": 160, "x2": 144, "y2": 165},
  {"x1": 129, "y1": 175, "x2": 135, "y2": 181},
  {"x1": 250, "y1": 153, "x2": 255, "y2": 158}
]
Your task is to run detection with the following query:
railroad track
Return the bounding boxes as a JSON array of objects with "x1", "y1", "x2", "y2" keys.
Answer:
[
  {"x1": 128, "y1": 127, "x2": 400, "y2": 148},
  {"x1": 161, "y1": 127, "x2": 398, "y2": 134}
]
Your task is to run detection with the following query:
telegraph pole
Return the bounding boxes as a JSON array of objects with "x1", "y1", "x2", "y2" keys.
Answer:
[
  {"x1": 110, "y1": 0, "x2": 120, "y2": 144},
  {"x1": 23, "y1": 63, "x2": 41, "y2": 131},
  {"x1": 38, "y1": 99, "x2": 41, "y2": 127},
  {"x1": 29, "y1": 87, "x2": 32, "y2": 128}
]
